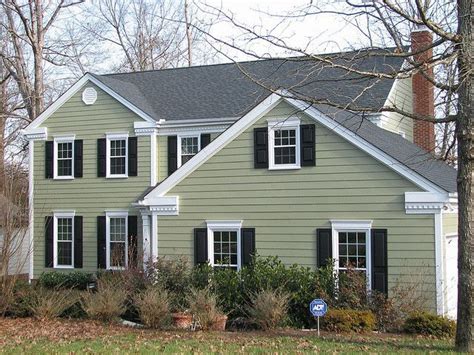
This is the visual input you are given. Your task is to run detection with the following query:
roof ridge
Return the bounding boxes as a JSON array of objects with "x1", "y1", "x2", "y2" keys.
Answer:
[{"x1": 94, "y1": 46, "x2": 401, "y2": 77}]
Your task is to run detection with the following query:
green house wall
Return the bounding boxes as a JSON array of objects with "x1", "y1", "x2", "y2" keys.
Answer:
[{"x1": 158, "y1": 101, "x2": 437, "y2": 309}]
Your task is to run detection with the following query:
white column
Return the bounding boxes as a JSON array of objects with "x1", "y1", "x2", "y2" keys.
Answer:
[
  {"x1": 141, "y1": 214, "x2": 151, "y2": 267},
  {"x1": 151, "y1": 212, "x2": 158, "y2": 261}
]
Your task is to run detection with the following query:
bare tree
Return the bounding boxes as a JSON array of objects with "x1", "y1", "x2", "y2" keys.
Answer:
[{"x1": 194, "y1": 0, "x2": 472, "y2": 350}]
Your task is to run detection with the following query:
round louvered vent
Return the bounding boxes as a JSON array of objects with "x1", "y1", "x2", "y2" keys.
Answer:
[{"x1": 82, "y1": 87, "x2": 97, "y2": 105}]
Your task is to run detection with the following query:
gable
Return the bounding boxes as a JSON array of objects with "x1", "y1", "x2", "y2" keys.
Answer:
[{"x1": 165, "y1": 100, "x2": 423, "y2": 197}]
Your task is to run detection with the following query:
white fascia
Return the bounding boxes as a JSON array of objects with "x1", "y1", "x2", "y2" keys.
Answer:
[
  {"x1": 23, "y1": 127, "x2": 47, "y2": 141},
  {"x1": 404, "y1": 192, "x2": 449, "y2": 214},
  {"x1": 23, "y1": 73, "x2": 156, "y2": 134},
  {"x1": 134, "y1": 196, "x2": 179, "y2": 216}
]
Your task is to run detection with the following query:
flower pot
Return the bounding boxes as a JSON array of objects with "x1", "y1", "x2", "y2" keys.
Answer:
[
  {"x1": 172, "y1": 312, "x2": 193, "y2": 329},
  {"x1": 210, "y1": 315, "x2": 228, "y2": 331}
]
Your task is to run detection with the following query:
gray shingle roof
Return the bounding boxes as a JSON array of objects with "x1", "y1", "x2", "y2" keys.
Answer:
[{"x1": 90, "y1": 50, "x2": 456, "y2": 193}]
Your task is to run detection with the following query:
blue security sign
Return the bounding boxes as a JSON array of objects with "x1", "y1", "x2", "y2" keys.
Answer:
[{"x1": 310, "y1": 299, "x2": 328, "y2": 317}]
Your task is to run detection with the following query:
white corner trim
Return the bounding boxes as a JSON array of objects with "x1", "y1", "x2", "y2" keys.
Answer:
[
  {"x1": 23, "y1": 127, "x2": 47, "y2": 141},
  {"x1": 136, "y1": 196, "x2": 179, "y2": 216},
  {"x1": 23, "y1": 73, "x2": 156, "y2": 133},
  {"x1": 28, "y1": 141, "x2": 34, "y2": 280},
  {"x1": 405, "y1": 192, "x2": 448, "y2": 214},
  {"x1": 434, "y1": 211, "x2": 445, "y2": 315},
  {"x1": 144, "y1": 93, "x2": 283, "y2": 199},
  {"x1": 206, "y1": 220, "x2": 243, "y2": 229},
  {"x1": 150, "y1": 133, "x2": 157, "y2": 186},
  {"x1": 330, "y1": 220, "x2": 373, "y2": 230}
]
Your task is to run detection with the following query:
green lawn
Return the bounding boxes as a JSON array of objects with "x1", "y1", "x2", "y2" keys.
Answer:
[{"x1": 1, "y1": 332, "x2": 457, "y2": 354}]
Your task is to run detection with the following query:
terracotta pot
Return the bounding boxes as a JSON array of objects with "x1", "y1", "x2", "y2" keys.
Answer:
[
  {"x1": 172, "y1": 312, "x2": 193, "y2": 329},
  {"x1": 210, "y1": 315, "x2": 228, "y2": 331}
]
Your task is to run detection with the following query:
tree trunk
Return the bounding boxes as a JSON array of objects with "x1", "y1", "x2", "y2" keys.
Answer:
[
  {"x1": 455, "y1": 0, "x2": 473, "y2": 352},
  {"x1": 184, "y1": 0, "x2": 192, "y2": 67}
]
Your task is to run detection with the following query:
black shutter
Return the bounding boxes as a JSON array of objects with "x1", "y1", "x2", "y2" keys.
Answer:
[
  {"x1": 300, "y1": 124, "x2": 315, "y2": 166},
  {"x1": 168, "y1": 136, "x2": 178, "y2": 175},
  {"x1": 45, "y1": 216, "x2": 54, "y2": 267},
  {"x1": 254, "y1": 128, "x2": 268, "y2": 168},
  {"x1": 128, "y1": 215, "x2": 138, "y2": 268},
  {"x1": 371, "y1": 229, "x2": 388, "y2": 295},
  {"x1": 45, "y1": 141, "x2": 54, "y2": 179},
  {"x1": 97, "y1": 138, "x2": 106, "y2": 177},
  {"x1": 74, "y1": 216, "x2": 83, "y2": 268},
  {"x1": 97, "y1": 216, "x2": 106, "y2": 268},
  {"x1": 74, "y1": 140, "x2": 83, "y2": 178},
  {"x1": 316, "y1": 228, "x2": 332, "y2": 268},
  {"x1": 128, "y1": 137, "x2": 138, "y2": 177},
  {"x1": 241, "y1": 228, "x2": 256, "y2": 267},
  {"x1": 194, "y1": 228, "x2": 208, "y2": 265},
  {"x1": 200, "y1": 133, "x2": 211, "y2": 149}
]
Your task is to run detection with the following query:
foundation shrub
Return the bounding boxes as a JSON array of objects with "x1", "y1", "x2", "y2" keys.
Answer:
[
  {"x1": 81, "y1": 278, "x2": 127, "y2": 322},
  {"x1": 37, "y1": 271, "x2": 94, "y2": 290},
  {"x1": 29, "y1": 287, "x2": 81, "y2": 320},
  {"x1": 403, "y1": 312, "x2": 455, "y2": 338},
  {"x1": 134, "y1": 286, "x2": 171, "y2": 329},
  {"x1": 322, "y1": 309, "x2": 376, "y2": 333},
  {"x1": 186, "y1": 287, "x2": 225, "y2": 330},
  {"x1": 246, "y1": 288, "x2": 290, "y2": 330}
]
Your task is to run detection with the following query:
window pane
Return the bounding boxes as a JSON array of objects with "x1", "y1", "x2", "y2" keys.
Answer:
[
  {"x1": 273, "y1": 129, "x2": 297, "y2": 165},
  {"x1": 348, "y1": 232, "x2": 357, "y2": 243},
  {"x1": 109, "y1": 139, "x2": 127, "y2": 175},
  {"x1": 213, "y1": 230, "x2": 238, "y2": 268},
  {"x1": 110, "y1": 218, "x2": 126, "y2": 241},
  {"x1": 56, "y1": 217, "x2": 72, "y2": 266},
  {"x1": 338, "y1": 231, "x2": 367, "y2": 270},
  {"x1": 58, "y1": 142, "x2": 72, "y2": 159},
  {"x1": 110, "y1": 157, "x2": 126, "y2": 175},
  {"x1": 181, "y1": 136, "x2": 199, "y2": 165},
  {"x1": 58, "y1": 159, "x2": 72, "y2": 176},
  {"x1": 110, "y1": 242, "x2": 126, "y2": 267},
  {"x1": 57, "y1": 142, "x2": 73, "y2": 177},
  {"x1": 57, "y1": 241, "x2": 72, "y2": 265},
  {"x1": 57, "y1": 218, "x2": 72, "y2": 241}
]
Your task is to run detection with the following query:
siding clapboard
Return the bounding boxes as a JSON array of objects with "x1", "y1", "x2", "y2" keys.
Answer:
[{"x1": 158, "y1": 100, "x2": 436, "y2": 310}]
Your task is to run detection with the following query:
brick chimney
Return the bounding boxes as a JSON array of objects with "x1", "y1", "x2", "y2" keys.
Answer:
[{"x1": 411, "y1": 26, "x2": 435, "y2": 152}]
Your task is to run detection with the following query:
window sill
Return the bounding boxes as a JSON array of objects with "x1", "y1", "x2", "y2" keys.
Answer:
[
  {"x1": 54, "y1": 265, "x2": 74, "y2": 269},
  {"x1": 53, "y1": 176, "x2": 75, "y2": 180},
  {"x1": 106, "y1": 175, "x2": 129, "y2": 179},
  {"x1": 268, "y1": 165, "x2": 301, "y2": 171}
]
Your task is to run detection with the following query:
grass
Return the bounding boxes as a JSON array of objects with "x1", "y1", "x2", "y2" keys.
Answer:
[{"x1": 0, "y1": 318, "x2": 458, "y2": 354}]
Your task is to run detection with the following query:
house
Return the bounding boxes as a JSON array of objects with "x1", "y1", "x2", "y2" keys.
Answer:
[{"x1": 22, "y1": 28, "x2": 458, "y2": 318}]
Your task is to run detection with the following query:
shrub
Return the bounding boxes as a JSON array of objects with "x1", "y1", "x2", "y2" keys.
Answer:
[
  {"x1": 9, "y1": 281, "x2": 36, "y2": 317},
  {"x1": 81, "y1": 278, "x2": 127, "y2": 322},
  {"x1": 247, "y1": 289, "x2": 290, "y2": 330},
  {"x1": 403, "y1": 312, "x2": 455, "y2": 338},
  {"x1": 322, "y1": 309, "x2": 376, "y2": 333},
  {"x1": 37, "y1": 271, "x2": 94, "y2": 290},
  {"x1": 134, "y1": 286, "x2": 171, "y2": 329},
  {"x1": 187, "y1": 287, "x2": 224, "y2": 330},
  {"x1": 29, "y1": 287, "x2": 80, "y2": 320},
  {"x1": 147, "y1": 256, "x2": 191, "y2": 310}
]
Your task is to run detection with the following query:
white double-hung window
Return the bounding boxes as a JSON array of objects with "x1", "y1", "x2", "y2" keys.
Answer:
[
  {"x1": 54, "y1": 135, "x2": 75, "y2": 179},
  {"x1": 106, "y1": 133, "x2": 128, "y2": 178},
  {"x1": 106, "y1": 211, "x2": 128, "y2": 269},
  {"x1": 178, "y1": 135, "x2": 200, "y2": 167},
  {"x1": 206, "y1": 220, "x2": 242, "y2": 270},
  {"x1": 53, "y1": 211, "x2": 75, "y2": 268},
  {"x1": 330, "y1": 220, "x2": 372, "y2": 288},
  {"x1": 268, "y1": 117, "x2": 301, "y2": 170}
]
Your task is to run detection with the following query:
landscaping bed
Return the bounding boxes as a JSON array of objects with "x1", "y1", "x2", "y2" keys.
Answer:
[{"x1": 0, "y1": 318, "x2": 457, "y2": 354}]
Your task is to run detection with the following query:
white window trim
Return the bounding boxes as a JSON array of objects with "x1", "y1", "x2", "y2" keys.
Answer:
[
  {"x1": 53, "y1": 211, "x2": 75, "y2": 269},
  {"x1": 267, "y1": 117, "x2": 301, "y2": 170},
  {"x1": 53, "y1": 135, "x2": 75, "y2": 180},
  {"x1": 177, "y1": 133, "x2": 201, "y2": 168},
  {"x1": 106, "y1": 210, "x2": 129, "y2": 270},
  {"x1": 106, "y1": 133, "x2": 129, "y2": 178},
  {"x1": 330, "y1": 220, "x2": 373, "y2": 290},
  {"x1": 206, "y1": 220, "x2": 242, "y2": 270}
]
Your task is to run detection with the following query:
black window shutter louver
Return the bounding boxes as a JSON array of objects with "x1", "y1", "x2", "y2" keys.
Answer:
[
  {"x1": 45, "y1": 216, "x2": 54, "y2": 267},
  {"x1": 128, "y1": 137, "x2": 138, "y2": 177},
  {"x1": 128, "y1": 215, "x2": 138, "y2": 268},
  {"x1": 45, "y1": 141, "x2": 54, "y2": 179},
  {"x1": 300, "y1": 124, "x2": 316, "y2": 166},
  {"x1": 254, "y1": 128, "x2": 268, "y2": 168},
  {"x1": 316, "y1": 228, "x2": 332, "y2": 268},
  {"x1": 97, "y1": 138, "x2": 107, "y2": 177},
  {"x1": 97, "y1": 216, "x2": 107, "y2": 268},
  {"x1": 200, "y1": 133, "x2": 211, "y2": 149},
  {"x1": 74, "y1": 216, "x2": 83, "y2": 268},
  {"x1": 371, "y1": 229, "x2": 388, "y2": 295},
  {"x1": 168, "y1": 136, "x2": 178, "y2": 175},
  {"x1": 241, "y1": 228, "x2": 256, "y2": 267},
  {"x1": 74, "y1": 140, "x2": 83, "y2": 178},
  {"x1": 194, "y1": 228, "x2": 208, "y2": 265}
]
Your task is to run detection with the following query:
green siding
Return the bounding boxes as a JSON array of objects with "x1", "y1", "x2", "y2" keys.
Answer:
[
  {"x1": 381, "y1": 78, "x2": 414, "y2": 141},
  {"x1": 32, "y1": 84, "x2": 150, "y2": 277},
  {"x1": 157, "y1": 133, "x2": 219, "y2": 182},
  {"x1": 158, "y1": 101, "x2": 436, "y2": 309},
  {"x1": 443, "y1": 213, "x2": 458, "y2": 236}
]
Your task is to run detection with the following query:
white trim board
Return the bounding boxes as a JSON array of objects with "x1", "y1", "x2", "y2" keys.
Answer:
[
  {"x1": 23, "y1": 73, "x2": 156, "y2": 133},
  {"x1": 143, "y1": 92, "x2": 448, "y2": 201}
]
